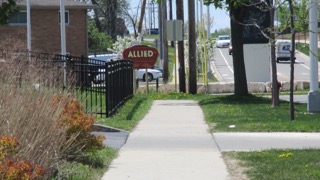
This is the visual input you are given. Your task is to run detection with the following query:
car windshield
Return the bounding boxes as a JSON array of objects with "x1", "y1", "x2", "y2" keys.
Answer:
[{"x1": 219, "y1": 36, "x2": 230, "y2": 40}]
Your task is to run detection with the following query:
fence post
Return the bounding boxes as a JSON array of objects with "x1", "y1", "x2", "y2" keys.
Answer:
[
  {"x1": 156, "y1": 77, "x2": 159, "y2": 92},
  {"x1": 105, "y1": 61, "x2": 110, "y2": 117}
]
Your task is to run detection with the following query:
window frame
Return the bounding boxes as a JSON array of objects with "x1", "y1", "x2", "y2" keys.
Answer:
[
  {"x1": 58, "y1": 10, "x2": 70, "y2": 24},
  {"x1": 8, "y1": 10, "x2": 27, "y2": 25}
]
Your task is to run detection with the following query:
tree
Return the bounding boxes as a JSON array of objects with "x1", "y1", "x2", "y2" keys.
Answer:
[
  {"x1": 204, "y1": 0, "x2": 249, "y2": 96},
  {"x1": 0, "y1": 0, "x2": 19, "y2": 25},
  {"x1": 288, "y1": 0, "x2": 296, "y2": 121},
  {"x1": 88, "y1": 20, "x2": 113, "y2": 53},
  {"x1": 88, "y1": 0, "x2": 129, "y2": 40},
  {"x1": 137, "y1": 0, "x2": 146, "y2": 35},
  {"x1": 269, "y1": 0, "x2": 280, "y2": 107}
]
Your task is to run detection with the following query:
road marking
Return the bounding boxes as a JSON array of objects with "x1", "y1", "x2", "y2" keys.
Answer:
[
  {"x1": 295, "y1": 60, "x2": 310, "y2": 70},
  {"x1": 218, "y1": 49, "x2": 234, "y2": 73}
]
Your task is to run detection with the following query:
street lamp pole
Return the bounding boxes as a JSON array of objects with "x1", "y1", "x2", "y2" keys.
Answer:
[
  {"x1": 60, "y1": 0, "x2": 67, "y2": 88},
  {"x1": 308, "y1": 0, "x2": 320, "y2": 113}
]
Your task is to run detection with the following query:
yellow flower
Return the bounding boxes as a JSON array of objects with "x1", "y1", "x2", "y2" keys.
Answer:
[{"x1": 279, "y1": 152, "x2": 293, "y2": 158}]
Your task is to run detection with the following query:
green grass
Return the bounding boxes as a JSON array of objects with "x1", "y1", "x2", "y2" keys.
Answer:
[
  {"x1": 95, "y1": 95, "x2": 153, "y2": 131},
  {"x1": 91, "y1": 93, "x2": 320, "y2": 179},
  {"x1": 54, "y1": 147, "x2": 117, "y2": 180},
  {"x1": 224, "y1": 149, "x2": 320, "y2": 180},
  {"x1": 199, "y1": 94, "x2": 320, "y2": 132},
  {"x1": 296, "y1": 42, "x2": 320, "y2": 61}
]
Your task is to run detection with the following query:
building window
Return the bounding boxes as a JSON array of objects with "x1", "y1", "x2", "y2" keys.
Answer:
[
  {"x1": 8, "y1": 11, "x2": 27, "y2": 24},
  {"x1": 58, "y1": 11, "x2": 69, "y2": 24}
]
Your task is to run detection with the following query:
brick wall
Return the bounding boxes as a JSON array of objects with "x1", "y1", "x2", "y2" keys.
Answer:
[{"x1": 0, "y1": 8, "x2": 88, "y2": 57}]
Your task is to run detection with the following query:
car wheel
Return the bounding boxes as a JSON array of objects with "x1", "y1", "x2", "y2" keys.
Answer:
[
  {"x1": 276, "y1": 59, "x2": 279, "y2": 63},
  {"x1": 143, "y1": 73, "x2": 153, "y2": 82}
]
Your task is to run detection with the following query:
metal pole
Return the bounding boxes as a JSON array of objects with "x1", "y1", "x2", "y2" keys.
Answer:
[
  {"x1": 207, "y1": 5, "x2": 210, "y2": 39},
  {"x1": 60, "y1": 0, "x2": 67, "y2": 88},
  {"x1": 158, "y1": 3, "x2": 163, "y2": 68},
  {"x1": 27, "y1": 0, "x2": 31, "y2": 53},
  {"x1": 308, "y1": 0, "x2": 320, "y2": 113},
  {"x1": 174, "y1": 20, "x2": 177, "y2": 91}
]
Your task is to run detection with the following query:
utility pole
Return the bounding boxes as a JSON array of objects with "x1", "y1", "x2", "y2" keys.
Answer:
[
  {"x1": 176, "y1": 0, "x2": 186, "y2": 93},
  {"x1": 308, "y1": 0, "x2": 320, "y2": 113},
  {"x1": 188, "y1": 0, "x2": 197, "y2": 94},
  {"x1": 169, "y1": 0, "x2": 174, "y2": 47},
  {"x1": 138, "y1": 0, "x2": 147, "y2": 34},
  {"x1": 161, "y1": 0, "x2": 169, "y2": 83}
]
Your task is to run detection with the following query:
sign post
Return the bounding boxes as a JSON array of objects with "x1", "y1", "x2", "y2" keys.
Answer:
[
  {"x1": 167, "y1": 20, "x2": 183, "y2": 91},
  {"x1": 123, "y1": 45, "x2": 159, "y2": 93}
]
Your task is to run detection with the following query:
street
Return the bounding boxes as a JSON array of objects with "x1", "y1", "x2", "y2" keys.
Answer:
[{"x1": 211, "y1": 47, "x2": 320, "y2": 82}]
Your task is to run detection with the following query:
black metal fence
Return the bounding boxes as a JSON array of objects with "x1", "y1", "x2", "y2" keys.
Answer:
[{"x1": 1, "y1": 50, "x2": 134, "y2": 117}]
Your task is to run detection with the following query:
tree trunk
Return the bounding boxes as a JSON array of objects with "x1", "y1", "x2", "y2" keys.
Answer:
[
  {"x1": 91, "y1": 0, "x2": 102, "y2": 32},
  {"x1": 270, "y1": 0, "x2": 280, "y2": 107},
  {"x1": 188, "y1": 0, "x2": 197, "y2": 94},
  {"x1": 288, "y1": 0, "x2": 295, "y2": 121},
  {"x1": 161, "y1": 0, "x2": 169, "y2": 83},
  {"x1": 176, "y1": 0, "x2": 186, "y2": 93},
  {"x1": 230, "y1": 5, "x2": 249, "y2": 96},
  {"x1": 106, "y1": 0, "x2": 117, "y2": 40},
  {"x1": 138, "y1": 0, "x2": 147, "y2": 34}
]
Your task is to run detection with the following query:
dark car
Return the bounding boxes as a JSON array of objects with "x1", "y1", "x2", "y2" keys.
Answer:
[
  {"x1": 228, "y1": 42, "x2": 233, "y2": 55},
  {"x1": 149, "y1": 28, "x2": 159, "y2": 35}
]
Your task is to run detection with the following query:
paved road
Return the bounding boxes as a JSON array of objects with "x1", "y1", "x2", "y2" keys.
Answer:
[{"x1": 212, "y1": 47, "x2": 320, "y2": 82}]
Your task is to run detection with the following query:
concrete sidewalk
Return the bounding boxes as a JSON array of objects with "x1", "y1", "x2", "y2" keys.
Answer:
[{"x1": 101, "y1": 100, "x2": 229, "y2": 180}]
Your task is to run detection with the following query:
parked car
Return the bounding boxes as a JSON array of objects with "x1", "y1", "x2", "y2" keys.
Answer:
[
  {"x1": 88, "y1": 54, "x2": 118, "y2": 62},
  {"x1": 136, "y1": 68, "x2": 162, "y2": 82},
  {"x1": 216, "y1": 35, "x2": 231, "y2": 48},
  {"x1": 275, "y1": 40, "x2": 295, "y2": 63},
  {"x1": 93, "y1": 67, "x2": 162, "y2": 84},
  {"x1": 228, "y1": 41, "x2": 233, "y2": 55}
]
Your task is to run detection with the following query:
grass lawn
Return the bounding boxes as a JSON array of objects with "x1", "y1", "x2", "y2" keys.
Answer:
[
  {"x1": 224, "y1": 149, "x2": 320, "y2": 180},
  {"x1": 296, "y1": 42, "x2": 320, "y2": 61}
]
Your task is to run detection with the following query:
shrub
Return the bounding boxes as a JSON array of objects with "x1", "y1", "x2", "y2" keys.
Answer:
[{"x1": 0, "y1": 136, "x2": 45, "y2": 179}]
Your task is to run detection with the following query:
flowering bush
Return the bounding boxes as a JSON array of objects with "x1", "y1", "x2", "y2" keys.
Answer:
[
  {"x1": 184, "y1": 38, "x2": 215, "y2": 84},
  {"x1": 54, "y1": 96, "x2": 105, "y2": 153},
  {"x1": 0, "y1": 136, "x2": 44, "y2": 180},
  {"x1": 108, "y1": 35, "x2": 138, "y2": 59}
]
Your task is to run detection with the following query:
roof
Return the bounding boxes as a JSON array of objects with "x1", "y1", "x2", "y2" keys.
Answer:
[{"x1": 15, "y1": 0, "x2": 95, "y2": 9}]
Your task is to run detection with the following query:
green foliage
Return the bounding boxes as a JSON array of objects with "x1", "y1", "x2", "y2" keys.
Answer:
[
  {"x1": 199, "y1": 95, "x2": 320, "y2": 132},
  {"x1": 277, "y1": 0, "x2": 308, "y2": 34},
  {"x1": 0, "y1": 0, "x2": 19, "y2": 25},
  {"x1": 225, "y1": 149, "x2": 320, "y2": 180},
  {"x1": 54, "y1": 147, "x2": 117, "y2": 180},
  {"x1": 95, "y1": 96, "x2": 153, "y2": 131},
  {"x1": 88, "y1": 20, "x2": 113, "y2": 53},
  {"x1": 296, "y1": 43, "x2": 320, "y2": 62}
]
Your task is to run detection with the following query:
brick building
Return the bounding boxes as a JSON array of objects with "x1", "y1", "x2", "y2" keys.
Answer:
[{"x1": 0, "y1": 0, "x2": 94, "y2": 57}]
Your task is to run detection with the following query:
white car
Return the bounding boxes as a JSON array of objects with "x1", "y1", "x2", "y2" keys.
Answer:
[
  {"x1": 136, "y1": 68, "x2": 162, "y2": 82},
  {"x1": 93, "y1": 68, "x2": 162, "y2": 84},
  {"x1": 216, "y1": 35, "x2": 231, "y2": 48}
]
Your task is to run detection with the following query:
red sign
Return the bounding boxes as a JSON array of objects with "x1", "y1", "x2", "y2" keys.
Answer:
[{"x1": 122, "y1": 45, "x2": 159, "y2": 69}]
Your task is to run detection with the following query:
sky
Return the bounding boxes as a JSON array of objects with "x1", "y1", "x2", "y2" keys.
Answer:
[{"x1": 129, "y1": 0, "x2": 230, "y2": 33}]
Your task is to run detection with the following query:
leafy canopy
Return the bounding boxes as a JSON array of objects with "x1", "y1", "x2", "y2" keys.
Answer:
[{"x1": 0, "y1": 0, "x2": 19, "y2": 25}]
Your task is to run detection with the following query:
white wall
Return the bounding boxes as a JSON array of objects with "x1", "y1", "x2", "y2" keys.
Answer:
[{"x1": 244, "y1": 44, "x2": 270, "y2": 82}]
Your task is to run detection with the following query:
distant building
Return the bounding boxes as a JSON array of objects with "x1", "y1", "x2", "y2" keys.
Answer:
[{"x1": 0, "y1": 0, "x2": 94, "y2": 57}]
